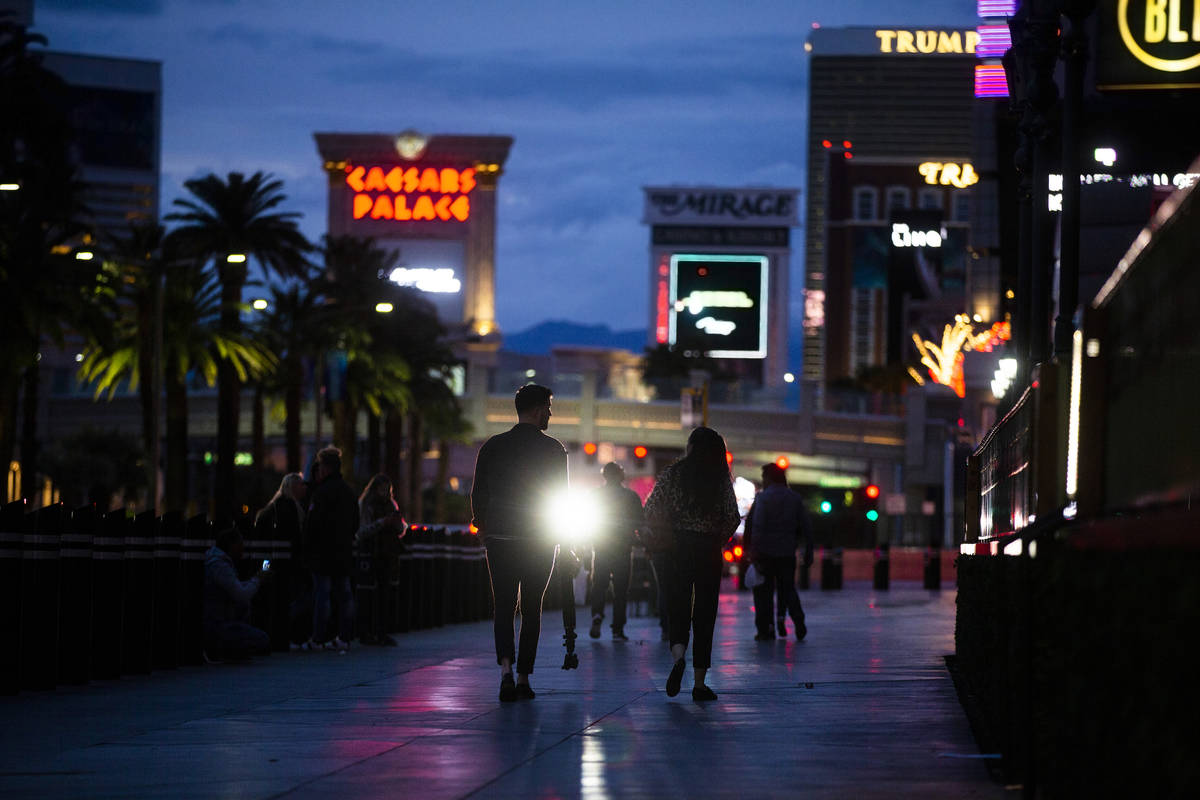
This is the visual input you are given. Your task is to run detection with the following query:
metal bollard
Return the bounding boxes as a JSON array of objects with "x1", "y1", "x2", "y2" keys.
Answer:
[
  {"x1": 0, "y1": 500, "x2": 26, "y2": 694},
  {"x1": 178, "y1": 515, "x2": 210, "y2": 665},
  {"x1": 91, "y1": 510, "x2": 128, "y2": 680},
  {"x1": 20, "y1": 504, "x2": 64, "y2": 690},
  {"x1": 121, "y1": 511, "x2": 156, "y2": 675},
  {"x1": 152, "y1": 511, "x2": 183, "y2": 670},
  {"x1": 394, "y1": 535, "x2": 412, "y2": 634},
  {"x1": 923, "y1": 545, "x2": 942, "y2": 590},
  {"x1": 873, "y1": 542, "x2": 890, "y2": 591},
  {"x1": 433, "y1": 527, "x2": 449, "y2": 627},
  {"x1": 412, "y1": 526, "x2": 433, "y2": 629},
  {"x1": 58, "y1": 505, "x2": 96, "y2": 685}
]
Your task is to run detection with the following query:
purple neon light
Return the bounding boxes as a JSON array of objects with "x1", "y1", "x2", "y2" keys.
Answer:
[
  {"x1": 975, "y1": 64, "x2": 1009, "y2": 98},
  {"x1": 976, "y1": 25, "x2": 1011, "y2": 58},
  {"x1": 977, "y1": 0, "x2": 1017, "y2": 16}
]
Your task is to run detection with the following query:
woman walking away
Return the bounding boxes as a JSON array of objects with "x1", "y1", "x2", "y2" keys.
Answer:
[
  {"x1": 356, "y1": 474, "x2": 408, "y2": 645},
  {"x1": 644, "y1": 427, "x2": 741, "y2": 702}
]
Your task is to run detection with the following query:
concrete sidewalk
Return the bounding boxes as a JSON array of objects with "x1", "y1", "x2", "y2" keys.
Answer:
[{"x1": 0, "y1": 580, "x2": 1005, "y2": 799}]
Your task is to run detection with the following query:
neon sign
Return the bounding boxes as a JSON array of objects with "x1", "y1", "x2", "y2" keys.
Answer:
[
  {"x1": 891, "y1": 223, "x2": 944, "y2": 248},
  {"x1": 874, "y1": 30, "x2": 980, "y2": 54},
  {"x1": 345, "y1": 164, "x2": 476, "y2": 222},
  {"x1": 388, "y1": 267, "x2": 461, "y2": 294},
  {"x1": 1118, "y1": 0, "x2": 1200, "y2": 72},
  {"x1": 918, "y1": 162, "x2": 979, "y2": 188}
]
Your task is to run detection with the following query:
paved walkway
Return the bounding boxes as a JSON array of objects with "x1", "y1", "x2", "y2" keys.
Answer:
[{"x1": 0, "y1": 581, "x2": 1005, "y2": 799}]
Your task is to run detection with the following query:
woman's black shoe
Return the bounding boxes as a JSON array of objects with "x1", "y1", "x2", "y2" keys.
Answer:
[
  {"x1": 666, "y1": 658, "x2": 686, "y2": 697},
  {"x1": 692, "y1": 684, "x2": 718, "y2": 702},
  {"x1": 499, "y1": 674, "x2": 517, "y2": 702}
]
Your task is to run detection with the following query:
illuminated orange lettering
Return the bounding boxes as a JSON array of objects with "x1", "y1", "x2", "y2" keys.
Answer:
[
  {"x1": 371, "y1": 194, "x2": 393, "y2": 219},
  {"x1": 450, "y1": 196, "x2": 469, "y2": 221},
  {"x1": 346, "y1": 166, "x2": 366, "y2": 192},
  {"x1": 394, "y1": 195, "x2": 412, "y2": 220},
  {"x1": 916, "y1": 31, "x2": 937, "y2": 53},
  {"x1": 385, "y1": 167, "x2": 405, "y2": 193},
  {"x1": 440, "y1": 168, "x2": 460, "y2": 193},
  {"x1": 418, "y1": 168, "x2": 441, "y2": 192},
  {"x1": 353, "y1": 193, "x2": 373, "y2": 219},
  {"x1": 364, "y1": 167, "x2": 387, "y2": 192},
  {"x1": 434, "y1": 195, "x2": 453, "y2": 220},
  {"x1": 413, "y1": 195, "x2": 436, "y2": 220},
  {"x1": 404, "y1": 167, "x2": 420, "y2": 192},
  {"x1": 897, "y1": 30, "x2": 916, "y2": 52},
  {"x1": 459, "y1": 167, "x2": 476, "y2": 194}
]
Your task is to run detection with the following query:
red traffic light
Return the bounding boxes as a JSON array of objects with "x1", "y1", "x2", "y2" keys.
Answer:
[
  {"x1": 633, "y1": 445, "x2": 648, "y2": 459},
  {"x1": 865, "y1": 484, "x2": 880, "y2": 499},
  {"x1": 583, "y1": 442, "x2": 597, "y2": 456},
  {"x1": 775, "y1": 456, "x2": 789, "y2": 469}
]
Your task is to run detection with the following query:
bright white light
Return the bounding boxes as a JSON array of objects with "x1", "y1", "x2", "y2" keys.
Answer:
[
  {"x1": 1094, "y1": 147, "x2": 1116, "y2": 167},
  {"x1": 1065, "y1": 329, "x2": 1082, "y2": 499},
  {"x1": 783, "y1": 372, "x2": 795, "y2": 383},
  {"x1": 75, "y1": 251, "x2": 93, "y2": 261},
  {"x1": 251, "y1": 298, "x2": 269, "y2": 311},
  {"x1": 1086, "y1": 339, "x2": 1100, "y2": 358},
  {"x1": 0, "y1": 183, "x2": 19, "y2": 191},
  {"x1": 999, "y1": 358, "x2": 1018, "y2": 379},
  {"x1": 678, "y1": 290, "x2": 753, "y2": 315},
  {"x1": 545, "y1": 489, "x2": 604, "y2": 544},
  {"x1": 891, "y1": 223, "x2": 942, "y2": 248},
  {"x1": 1003, "y1": 537, "x2": 1023, "y2": 557},
  {"x1": 374, "y1": 302, "x2": 394, "y2": 313},
  {"x1": 74, "y1": 353, "x2": 84, "y2": 363},
  {"x1": 387, "y1": 267, "x2": 461, "y2": 294},
  {"x1": 695, "y1": 316, "x2": 736, "y2": 336},
  {"x1": 226, "y1": 254, "x2": 246, "y2": 264},
  {"x1": 525, "y1": 368, "x2": 536, "y2": 378}
]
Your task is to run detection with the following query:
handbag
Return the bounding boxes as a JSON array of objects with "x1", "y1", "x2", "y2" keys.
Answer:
[
  {"x1": 744, "y1": 562, "x2": 765, "y2": 589},
  {"x1": 637, "y1": 524, "x2": 675, "y2": 554}
]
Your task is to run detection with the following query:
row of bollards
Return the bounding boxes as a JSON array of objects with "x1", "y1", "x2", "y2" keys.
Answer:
[{"x1": 1, "y1": 500, "x2": 491, "y2": 695}]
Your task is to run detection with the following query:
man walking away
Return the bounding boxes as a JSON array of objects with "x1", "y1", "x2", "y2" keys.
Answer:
[
  {"x1": 746, "y1": 463, "x2": 813, "y2": 641},
  {"x1": 302, "y1": 446, "x2": 359, "y2": 652},
  {"x1": 471, "y1": 384, "x2": 568, "y2": 701},
  {"x1": 589, "y1": 462, "x2": 643, "y2": 641}
]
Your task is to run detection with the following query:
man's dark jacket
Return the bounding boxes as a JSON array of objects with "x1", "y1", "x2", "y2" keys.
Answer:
[
  {"x1": 303, "y1": 469, "x2": 359, "y2": 575},
  {"x1": 471, "y1": 422, "x2": 568, "y2": 541}
]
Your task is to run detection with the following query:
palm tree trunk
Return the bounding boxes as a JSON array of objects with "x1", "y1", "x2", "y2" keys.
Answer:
[
  {"x1": 433, "y1": 439, "x2": 450, "y2": 523},
  {"x1": 407, "y1": 411, "x2": 424, "y2": 523},
  {"x1": 285, "y1": 365, "x2": 302, "y2": 473},
  {"x1": 385, "y1": 409, "x2": 403, "y2": 508},
  {"x1": 19, "y1": 347, "x2": 40, "y2": 504},
  {"x1": 366, "y1": 412, "x2": 382, "y2": 476},
  {"x1": 165, "y1": 360, "x2": 188, "y2": 513},
  {"x1": 214, "y1": 279, "x2": 242, "y2": 521}
]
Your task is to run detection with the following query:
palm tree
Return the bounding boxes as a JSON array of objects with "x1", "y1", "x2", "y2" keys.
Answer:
[{"x1": 165, "y1": 172, "x2": 310, "y2": 519}]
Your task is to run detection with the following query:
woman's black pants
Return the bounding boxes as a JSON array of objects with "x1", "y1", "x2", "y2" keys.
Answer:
[{"x1": 667, "y1": 532, "x2": 723, "y2": 670}]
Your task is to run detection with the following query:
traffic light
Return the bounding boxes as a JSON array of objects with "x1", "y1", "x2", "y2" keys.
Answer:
[
  {"x1": 865, "y1": 484, "x2": 880, "y2": 522},
  {"x1": 775, "y1": 456, "x2": 789, "y2": 470},
  {"x1": 582, "y1": 441, "x2": 597, "y2": 464},
  {"x1": 819, "y1": 499, "x2": 833, "y2": 514},
  {"x1": 633, "y1": 445, "x2": 648, "y2": 461}
]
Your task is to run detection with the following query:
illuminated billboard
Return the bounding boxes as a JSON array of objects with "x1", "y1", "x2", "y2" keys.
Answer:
[
  {"x1": 669, "y1": 254, "x2": 768, "y2": 359},
  {"x1": 1097, "y1": 0, "x2": 1200, "y2": 89}
]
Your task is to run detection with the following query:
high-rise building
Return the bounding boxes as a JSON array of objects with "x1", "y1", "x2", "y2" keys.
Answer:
[{"x1": 803, "y1": 26, "x2": 978, "y2": 384}]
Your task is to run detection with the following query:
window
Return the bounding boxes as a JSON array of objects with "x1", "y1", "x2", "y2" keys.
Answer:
[
  {"x1": 918, "y1": 188, "x2": 943, "y2": 210},
  {"x1": 885, "y1": 186, "x2": 911, "y2": 216},
  {"x1": 954, "y1": 192, "x2": 971, "y2": 222},
  {"x1": 853, "y1": 186, "x2": 878, "y2": 221}
]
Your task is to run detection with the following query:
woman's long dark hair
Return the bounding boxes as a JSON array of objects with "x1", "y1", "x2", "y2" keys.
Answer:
[{"x1": 676, "y1": 427, "x2": 730, "y2": 513}]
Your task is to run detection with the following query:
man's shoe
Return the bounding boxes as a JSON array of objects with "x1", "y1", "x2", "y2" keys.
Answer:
[
  {"x1": 692, "y1": 684, "x2": 718, "y2": 702},
  {"x1": 795, "y1": 618, "x2": 807, "y2": 642},
  {"x1": 589, "y1": 615, "x2": 602, "y2": 639},
  {"x1": 515, "y1": 682, "x2": 536, "y2": 700},
  {"x1": 499, "y1": 674, "x2": 517, "y2": 702},
  {"x1": 666, "y1": 657, "x2": 686, "y2": 697},
  {"x1": 754, "y1": 627, "x2": 775, "y2": 641},
  {"x1": 612, "y1": 628, "x2": 628, "y2": 641},
  {"x1": 776, "y1": 618, "x2": 787, "y2": 638}
]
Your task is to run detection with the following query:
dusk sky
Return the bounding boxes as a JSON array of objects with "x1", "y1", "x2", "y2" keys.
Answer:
[{"x1": 35, "y1": 0, "x2": 978, "y2": 355}]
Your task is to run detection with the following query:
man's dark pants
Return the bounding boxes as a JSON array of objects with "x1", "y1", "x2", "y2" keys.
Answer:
[
  {"x1": 590, "y1": 545, "x2": 632, "y2": 630},
  {"x1": 486, "y1": 538, "x2": 557, "y2": 675},
  {"x1": 752, "y1": 554, "x2": 806, "y2": 634}
]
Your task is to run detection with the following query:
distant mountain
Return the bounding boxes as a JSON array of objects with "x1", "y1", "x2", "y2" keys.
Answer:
[{"x1": 502, "y1": 320, "x2": 647, "y2": 355}]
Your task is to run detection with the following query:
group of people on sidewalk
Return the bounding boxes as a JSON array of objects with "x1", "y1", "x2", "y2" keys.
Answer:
[
  {"x1": 471, "y1": 383, "x2": 814, "y2": 704},
  {"x1": 202, "y1": 447, "x2": 408, "y2": 662}
]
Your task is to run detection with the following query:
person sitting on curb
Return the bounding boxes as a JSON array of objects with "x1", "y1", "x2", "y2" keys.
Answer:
[{"x1": 203, "y1": 526, "x2": 271, "y2": 662}]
